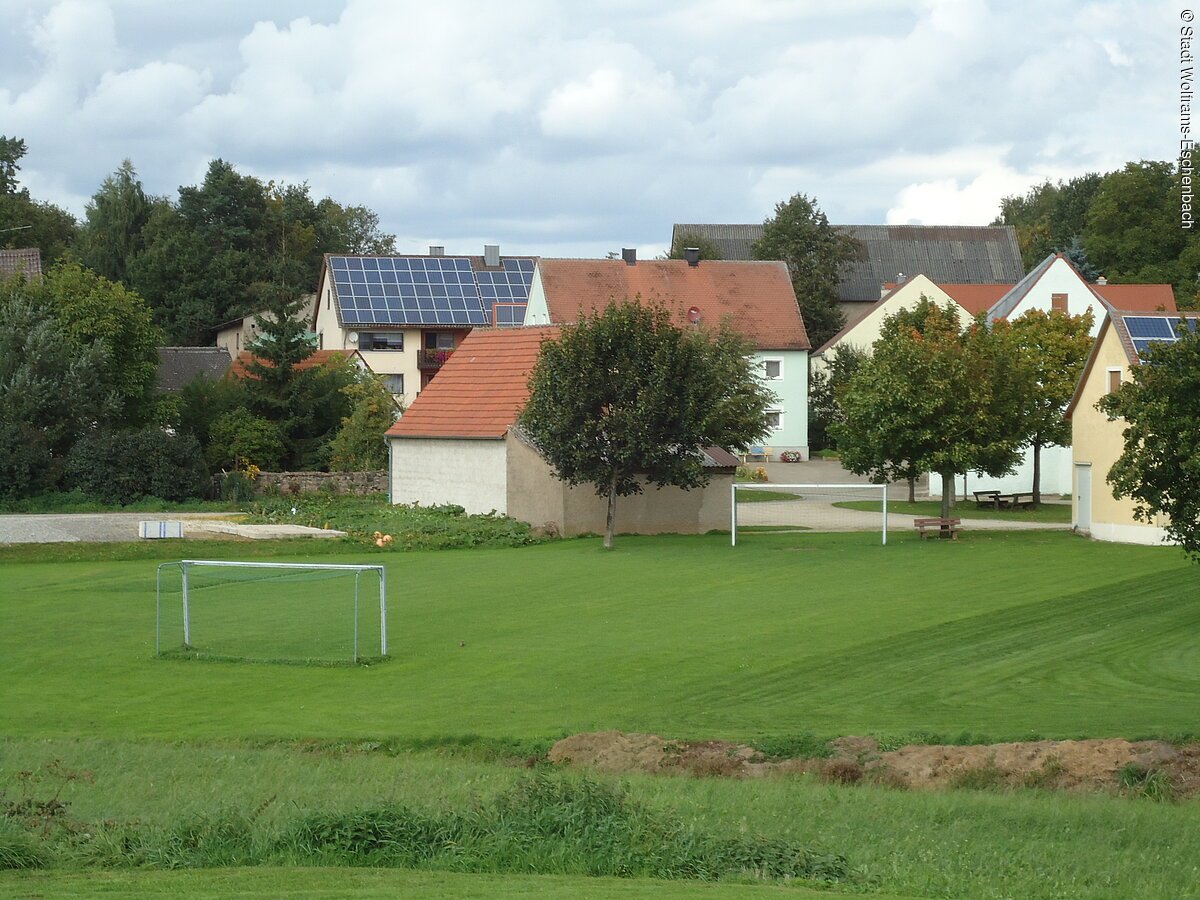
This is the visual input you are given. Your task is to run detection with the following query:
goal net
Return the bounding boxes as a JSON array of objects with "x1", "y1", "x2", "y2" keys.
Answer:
[
  {"x1": 731, "y1": 483, "x2": 888, "y2": 546},
  {"x1": 155, "y1": 560, "x2": 388, "y2": 665}
]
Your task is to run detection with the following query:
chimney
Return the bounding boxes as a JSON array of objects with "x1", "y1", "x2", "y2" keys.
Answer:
[
  {"x1": 428, "y1": 245, "x2": 444, "y2": 257},
  {"x1": 484, "y1": 244, "x2": 500, "y2": 267},
  {"x1": 684, "y1": 247, "x2": 700, "y2": 267},
  {"x1": 880, "y1": 282, "x2": 890, "y2": 298},
  {"x1": 1096, "y1": 275, "x2": 1108, "y2": 285},
  {"x1": 621, "y1": 248, "x2": 637, "y2": 266}
]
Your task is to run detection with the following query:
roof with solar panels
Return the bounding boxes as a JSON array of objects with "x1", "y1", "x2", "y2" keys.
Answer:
[
  {"x1": 318, "y1": 248, "x2": 537, "y2": 330},
  {"x1": 1066, "y1": 309, "x2": 1200, "y2": 419}
]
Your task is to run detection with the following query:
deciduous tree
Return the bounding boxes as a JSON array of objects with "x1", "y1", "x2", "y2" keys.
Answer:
[
  {"x1": 751, "y1": 193, "x2": 861, "y2": 349},
  {"x1": 519, "y1": 301, "x2": 776, "y2": 548}
]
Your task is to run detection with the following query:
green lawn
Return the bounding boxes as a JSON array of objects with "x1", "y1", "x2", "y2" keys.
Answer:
[
  {"x1": 1, "y1": 531, "x2": 1195, "y2": 744},
  {"x1": 837, "y1": 498, "x2": 1073, "y2": 524}
]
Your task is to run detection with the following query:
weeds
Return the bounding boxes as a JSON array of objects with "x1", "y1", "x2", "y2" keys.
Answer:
[
  {"x1": 1118, "y1": 764, "x2": 1177, "y2": 802},
  {"x1": 950, "y1": 761, "x2": 1009, "y2": 791}
]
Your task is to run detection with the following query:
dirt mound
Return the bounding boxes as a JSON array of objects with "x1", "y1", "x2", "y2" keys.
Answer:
[{"x1": 547, "y1": 731, "x2": 1200, "y2": 798}]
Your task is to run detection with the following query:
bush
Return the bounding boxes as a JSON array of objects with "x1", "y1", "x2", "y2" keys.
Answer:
[
  {"x1": 65, "y1": 427, "x2": 208, "y2": 504},
  {"x1": 206, "y1": 408, "x2": 285, "y2": 472}
]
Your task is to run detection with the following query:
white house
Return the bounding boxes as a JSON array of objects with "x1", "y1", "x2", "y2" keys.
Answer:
[{"x1": 523, "y1": 250, "x2": 812, "y2": 459}]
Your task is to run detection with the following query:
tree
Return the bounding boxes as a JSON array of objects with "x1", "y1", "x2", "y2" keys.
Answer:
[
  {"x1": 0, "y1": 282, "x2": 118, "y2": 497},
  {"x1": 1010, "y1": 308, "x2": 1095, "y2": 505},
  {"x1": 206, "y1": 407, "x2": 286, "y2": 472},
  {"x1": 0, "y1": 135, "x2": 78, "y2": 263},
  {"x1": 1098, "y1": 326, "x2": 1200, "y2": 559},
  {"x1": 994, "y1": 173, "x2": 1103, "y2": 270},
  {"x1": 751, "y1": 193, "x2": 862, "y2": 350},
  {"x1": 668, "y1": 231, "x2": 723, "y2": 261},
  {"x1": 808, "y1": 344, "x2": 868, "y2": 453},
  {"x1": 519, "y1": 301, "x2": 776, "y2": 548},
  {"x1": 329, "y1": 374, "x2": 401, "y2": 471},
  {"x1": 77, "y1": 160, "x2": 153, "y2": 284},
  {"x1": 834, "y1": 301, "x2": 1036, "y2": 522},
  {"x1": 29, "y1": 262, "x2": 163, "y2": 425}
]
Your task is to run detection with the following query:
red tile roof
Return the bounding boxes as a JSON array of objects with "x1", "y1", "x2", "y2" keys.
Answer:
[
  {"x1": 939, "y1": 283, "x2": 1014, "y2": 316},
  {"x1": 1092, "y1": 283, "x2": 1177, "y2": 313},
  {"x1": 386, "y1": 328, "x2": 559, "y2": 439},
  {"x1": 228, "y1": 349, "x2": 360, "y2": 379},
  {"x1": 535, "y1": 259, "x2": 810, "y2": 351},
  {"x1": 0, "y1": 248, "x2": 42, "y2": 280}
]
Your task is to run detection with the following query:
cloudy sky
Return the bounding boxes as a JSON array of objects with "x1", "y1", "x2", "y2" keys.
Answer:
[{"x1": 0, "y1": 0, "x2": 1177, "y2": 257}]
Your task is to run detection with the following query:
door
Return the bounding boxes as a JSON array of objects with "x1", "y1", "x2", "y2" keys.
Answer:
[{"x1": 1075, "y1": 464, "x2": 1092, "y2": 532}]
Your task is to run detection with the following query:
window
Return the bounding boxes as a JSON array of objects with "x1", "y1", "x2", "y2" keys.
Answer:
[
  {"x1": 1107, "y1": 368, "x2": 1122, "y2": 394},
  {"x1": 359, "y1": 332, "x2": 404, "y2": 351},
  {"x1": 424, "y1": 332, "x2": 455, "y2": 350},
  {"x1": 1051, "y1": 293, "x2": 1068, "y2": 313},
  {"x1": 383, "y1": 374, "x2": 404, "y2": 395},
  {"x1": 317, "y1": 332, "x2": 323, "y2": 350},
  {"x1": 765, "y1": 410, "x2": 783, "y2": 430},
  {"x1": 763, "y1": 358, "x2": 783, "y2": 380}
]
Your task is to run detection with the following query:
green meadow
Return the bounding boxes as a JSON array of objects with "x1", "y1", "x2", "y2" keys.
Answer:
[{"x1": 2, "y1": 529, "x2": 1199, "y2": 897}]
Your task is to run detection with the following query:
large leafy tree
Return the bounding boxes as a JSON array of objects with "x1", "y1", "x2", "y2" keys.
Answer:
[
  {"x1": 0, "y1": 135, "x2": 78, "y2": 263},
  {"x1": 519, "y1": 301, "x2": 776, "y2": 548},
  {"x1": 28, "y1": 262, "x2": 163, "y2": 426},
  {"x1": 808, "y1": 344, "x2": 868, "y2": 453},
  {"x1": 1098, "y1": 325, "x2": 1200, "y2": 560},
  {"x1": 328, "y1": 374, "x2": 401, "y2": 471},
  {"x1": 668, "y1": 231, "x2": 723, "y2": 261},
  {"x1": 0, "y1": 282, "x2": 117, "y2": 497},
  {"x1": 751, "y1": 193, "x2": 862, "y2": 349},
  {"x1": 1010, "y1": 308, "x2": 1095, "y2": 505},
  {"x1": 994, "y1": 172, "x2": 1104, "y2": 270},
  {"x1": 834, "y1": 301, "x2": 1036, "y2": 522}
]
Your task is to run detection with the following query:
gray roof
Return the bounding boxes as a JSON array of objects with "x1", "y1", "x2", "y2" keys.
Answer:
[
  {"x1": 156, "y1": 347, "x2": 232, "y2": 392},
  {"x1": 671, "y1": 223, "x2": 1025, "y2": 304},
  {"x1": 0, "y1": 248, "x2": 42, "y2": 281}
]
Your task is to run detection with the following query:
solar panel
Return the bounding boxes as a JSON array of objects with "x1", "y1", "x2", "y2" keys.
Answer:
[
  {"x1": 331, "y1": 256, "x2": 490, "y2": 327},
  {"x1": 492, "y1": 303, "x2": 528, "y2": 327},
  {"x1": 1124, "y1": 316, "x2": 1175, "y2": 339}
]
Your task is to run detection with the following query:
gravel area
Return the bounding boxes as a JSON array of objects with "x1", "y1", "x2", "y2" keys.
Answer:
[{"x1": 0, "y1": 512, "x2": 241, "y2": 544}]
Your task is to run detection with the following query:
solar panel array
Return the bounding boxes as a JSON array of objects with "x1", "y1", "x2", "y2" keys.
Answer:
[
  {"x1": 476, "y1": 258, "x2": 533, "y2": 328},
  {"x1": 329, "y1": 256, "x2": 534, "y2": 327},
  {"x1": 1124, "y1": 315, "x2": 1199, "y2": 357}
]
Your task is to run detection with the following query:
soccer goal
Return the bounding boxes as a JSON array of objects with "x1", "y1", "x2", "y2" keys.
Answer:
[
  {"x1": 155, "y1": 560, "x2": 388, "y2": 665},
  {"x1": 731, "y1": 483, "x2": 889, "y2": 546}
]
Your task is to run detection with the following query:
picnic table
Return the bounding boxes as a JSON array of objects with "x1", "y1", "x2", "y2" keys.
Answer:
[{"x1": 973, "y1": 490, "x2": 1037, "y2": 511}]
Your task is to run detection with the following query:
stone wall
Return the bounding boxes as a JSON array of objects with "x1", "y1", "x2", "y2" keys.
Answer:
[{"x1": 254, "y1": 470, "x2": 388, "y2": 496}]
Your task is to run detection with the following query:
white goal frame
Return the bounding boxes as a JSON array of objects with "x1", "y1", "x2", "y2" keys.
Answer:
[
  {"x1": 155, "y1": 560, "x2": 388, "y2": 661},
  {"x1": 731, "y1": 483, "x2": 888, "y2": 546}
]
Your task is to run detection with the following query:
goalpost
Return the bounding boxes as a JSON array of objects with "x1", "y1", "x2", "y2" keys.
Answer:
[
  {"x1": 156, "y1": 560, "x2": 388, "y2": 665},
  {"x1": 731, "y1": 483, "x2": 888, "y2": 546}
]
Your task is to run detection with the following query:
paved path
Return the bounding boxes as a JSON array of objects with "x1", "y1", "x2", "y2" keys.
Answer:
[{"x1": 0, "y1": 512, "x2": 345, "y2": 544}]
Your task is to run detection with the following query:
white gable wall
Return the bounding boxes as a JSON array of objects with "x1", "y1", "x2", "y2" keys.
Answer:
[
  {"x1": 389, "y1": 438, "x2": 508, "y2": 514},
  {"x1": 523, "y1": 270, "x2": 550, "y2": 325},
  {"x1": 998, "y1": 257, "x2": 1105, "y2": 336}
]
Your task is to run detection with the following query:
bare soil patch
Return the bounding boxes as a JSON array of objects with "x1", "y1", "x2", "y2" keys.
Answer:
[{"x1": 548, "y1": 731, "x2": 1200, "y2": 798}]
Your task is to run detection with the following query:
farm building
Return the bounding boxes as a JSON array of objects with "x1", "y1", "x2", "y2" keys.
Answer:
[
  {"x1": 1065, "y1": 310, "x2": 1200, "y2": 545},
  {"x1": 385, "y1": 327, "x2": 739, "y2": 536}
]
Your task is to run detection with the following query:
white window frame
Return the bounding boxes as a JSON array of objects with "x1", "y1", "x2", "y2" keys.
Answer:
[
  {"x1": 359, "y1": 332, "x2": 405, "y2": 351},
  {"x1": 765, "y1": 409, "x2": 783, "y2": 431},
  {"x1": 1106, "y1": 367, "x2": 1122, "y2": 394},
  {"x1": 383, "y1": 374, "x2": 405, "y2": 395},
  {"x1": 762, "y1": 357, "x2": 784, "y2": 381}
]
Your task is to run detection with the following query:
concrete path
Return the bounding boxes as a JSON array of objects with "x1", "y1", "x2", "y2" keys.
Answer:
[{"x1": 0, "y1": 512, "x2": 346, "y2": 544}]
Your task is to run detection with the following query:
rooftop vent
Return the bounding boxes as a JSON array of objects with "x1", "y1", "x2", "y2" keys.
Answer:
[
  {"x1": 484, "y1": 244, "x2": 501, "y2": 267},
  {"x1": 429, "y1": 245, "x2": 444, "y2": 256},
  {"x1": 684, "y1": 247, "x2": 700, "y2": 267},
  {"x1": 1096, "y1": 275, "x2": 1108, "y2": 285},
  {"x1": 621, "y1": 248, "x2": 636, "y2": 266}
]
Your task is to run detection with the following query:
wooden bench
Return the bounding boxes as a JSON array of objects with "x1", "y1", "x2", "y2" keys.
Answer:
[
  {"x1": 973, "y1": 490, "x2": 1002, "y2": 510},
  {"x1": 1006, "y1": 491, "x2": 1037, "y2": 510},
  {"x1": 914, "y1": 517, "x2": 962, "y2": 540},
  {"x1": 739, "y1": 445, "x2": 772, "y2": 464}
]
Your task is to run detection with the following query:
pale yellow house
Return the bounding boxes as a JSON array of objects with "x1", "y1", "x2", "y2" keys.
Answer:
[
  {"x1": 810, "y1": 274, "x2": 1010, "y2": 374},
  {"x1": 1065, "y1": 310, "x2": 1200, "y2": 544},
  {"x1": 215, "y1": 294, "x2": 318, "y2": 360}
]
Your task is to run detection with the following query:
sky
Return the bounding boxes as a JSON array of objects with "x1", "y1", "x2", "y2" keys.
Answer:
[{"x1": 0, "y1": 0, "x2": 1179, "y2": 258}]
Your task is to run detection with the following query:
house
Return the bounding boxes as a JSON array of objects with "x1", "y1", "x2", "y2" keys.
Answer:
[
  {"x1": 921, "y1": 254, "x2": 1179, "y2": 499},
  {"x1": 215, "y1": 294, "x2": 318, "y2": 359},
  {"x1": 670, "y1": 223, "x2": 1024, "y2": 321},
  {"x1": 0, "y1": 248, "x2": 42, "y2": 281},
  {"x1": 523, "y1": 251, "x2": 812, "y2": 459},
  {"x1": 312, "y1": 245, "x2": 536, "y2": 406},
  {"x1": 385, "y1": 327, "x2": 739, "y2": 535},
  {"x1": 1065, "y1": 310, "x2": 1200, "y2": 544},
  {"x1": 987, "y1": 253, "x2": 1177, "y2": 336},
  {"x1": 155, "y1": 347, "x2": 231, "y2": 392},
  {"x1": 811, "y1": 274, "x2": 1012, "y2": 372}
]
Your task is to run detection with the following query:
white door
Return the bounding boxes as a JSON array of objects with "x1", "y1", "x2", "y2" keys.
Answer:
[{"x1": 1075, "y1": 464, "x2": 1092, "y2": 532}]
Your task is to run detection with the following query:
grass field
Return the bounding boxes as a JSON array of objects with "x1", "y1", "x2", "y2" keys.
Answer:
[{"x1": 3, "y1": 529, "x2": 1199, "y2": 896}]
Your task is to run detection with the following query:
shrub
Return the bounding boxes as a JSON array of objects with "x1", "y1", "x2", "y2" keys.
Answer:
[
  {"x1": 65, "y1": 428, "x2": 208, "y2": 504},
  {"x1": 735, "y1": 466, "x2": 768, "y2": 483},
  {"x1": 206, "y1": 408, "x2": 285, "y2": 472}
]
